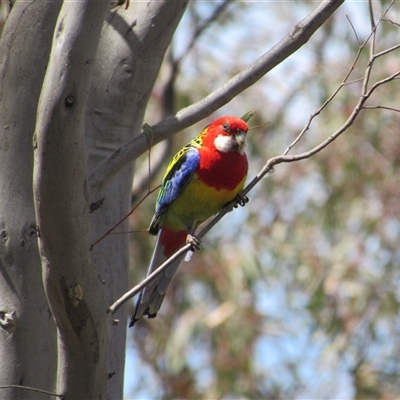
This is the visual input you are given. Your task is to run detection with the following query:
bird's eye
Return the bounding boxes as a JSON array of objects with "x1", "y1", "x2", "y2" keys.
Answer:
[{"x1": 222, "y1": 123, "x2": 230, "y2": 132}]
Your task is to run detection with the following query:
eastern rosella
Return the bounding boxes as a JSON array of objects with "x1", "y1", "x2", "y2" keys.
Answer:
[{"x1": 130, "y1": 116, "x2": 249, "y2": 327}]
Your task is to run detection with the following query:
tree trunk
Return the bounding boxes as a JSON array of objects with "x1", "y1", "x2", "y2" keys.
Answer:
[
  {"x1": 0, "y1": 1, "x2": 187, "y2": 398},
  {"x1": 86, "y1": 2, "x2": 188, "y2": 397},
  {"x1": 0, "y1": 2, "x2": 61, "y2": 399},
  {"x1": 33, "y1": 2, "x2": 111, "y2": 398}
]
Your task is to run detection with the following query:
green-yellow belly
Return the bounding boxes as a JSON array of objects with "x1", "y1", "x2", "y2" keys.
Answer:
[{"x1": 164, "y1": 173, "x2": 246, "y2": 232}]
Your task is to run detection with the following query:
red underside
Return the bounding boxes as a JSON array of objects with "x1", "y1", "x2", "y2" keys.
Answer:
[{"x1": 160, "y1": 226, "x2": 187, "y2": 258}]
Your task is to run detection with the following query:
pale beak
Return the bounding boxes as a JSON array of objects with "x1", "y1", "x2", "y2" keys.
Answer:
[{"x1": 235, "y1": 131, "x2": 246, "y2": 154}]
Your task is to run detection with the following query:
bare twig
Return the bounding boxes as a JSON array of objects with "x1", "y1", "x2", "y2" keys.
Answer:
[
  {"x1": 368, "y1": 0, "x2": 376, "y2": 31},
  {"x1": 284, "y1": 1, "x2": 397, "y2": 157},
  {"x1": 0, "y1": 385, "x2": 63, "y2": 399},
  {"x1": 282, "y1": 39, "x2": 367, "y2": 156},
  {"x1": 108, "y1": 243, "x2": 190, "y2": 314},
  {"x1": 91, "y1": 185, "x2": 160, "y2": 249},
  {"x1": 346, "y1": 15, "x2": 361, "y2": 44},
  {"x1": 362, "y1": 0, "x2": 377, "y2": 96},
  {"x1": 131, "y1": 141, "x2": 170, "y2": 206},
  {"x1": 382, "y1": 17, "x2": 400, "y2": 28},
  {"x1": 373, "y1": 42, "x2": 400, "y2": 59},
  {"x1": 363, "y1": 70, "x2": 400, "y2": 97},
  {"x1": 362, "y1": 105, "x2": 400, "y2": 113}
]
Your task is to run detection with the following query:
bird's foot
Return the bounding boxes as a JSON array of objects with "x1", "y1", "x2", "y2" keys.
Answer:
[
  {"x1": 233, "y1": 192, "x2": 249, "y2": 208},
  {"x1": 186, "y1": 234, "x2": 201, "y2": 251}
]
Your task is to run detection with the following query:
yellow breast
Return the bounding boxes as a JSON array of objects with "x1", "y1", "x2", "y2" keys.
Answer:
[{"x1": 164, "y1": 173, "x2": 246, "y2": 232}]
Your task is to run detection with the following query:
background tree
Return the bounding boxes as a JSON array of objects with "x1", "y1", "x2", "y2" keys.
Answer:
[{"x1": 1, "y1": 1, "x2": 399, "y2": 399}]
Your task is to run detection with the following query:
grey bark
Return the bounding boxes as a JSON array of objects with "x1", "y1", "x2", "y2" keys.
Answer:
[
  {"x1": 0, "y1": 1, "x2": 187, "y2": 399},
  {"x1": 0, "y1": 2, "x2": 61, "y2": 399},
  {"x1": 33, "y1": 2, "x2": 111, "y2": 398},
  {"x1": 86, "y1": 2, "x2": 188, "y2": 398}
]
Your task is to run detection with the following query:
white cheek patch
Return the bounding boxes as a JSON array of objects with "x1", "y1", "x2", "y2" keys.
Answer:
[{"x1": 214, "y1": 134, "x2": 233, "y2": 153}]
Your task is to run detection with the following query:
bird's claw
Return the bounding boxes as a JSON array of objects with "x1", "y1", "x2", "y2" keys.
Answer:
[
  {"x1": 234, "y1": 192, "x2": 249, "y2": 208},
  {"x1": 186, "y1": 234, "x2": 201, "y2": 251}
]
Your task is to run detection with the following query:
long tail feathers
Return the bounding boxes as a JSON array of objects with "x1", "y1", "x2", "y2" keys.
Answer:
[{"x1": 129, "y1": 227, "x2": 187, "y2": 327}]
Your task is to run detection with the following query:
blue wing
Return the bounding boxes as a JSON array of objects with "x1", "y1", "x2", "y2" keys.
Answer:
[{"x1": 149, "y1": 145, "x2": 200, "y2": 234}]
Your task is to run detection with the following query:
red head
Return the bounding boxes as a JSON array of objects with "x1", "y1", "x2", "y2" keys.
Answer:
[{"x1": 202, "y1": 116, "x2": 249, "y2": 155}]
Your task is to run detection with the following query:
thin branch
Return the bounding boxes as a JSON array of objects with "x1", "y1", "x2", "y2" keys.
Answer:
[
  {"x1": 368, "y1": 0, "x2": 376, "y2": 31},
  {"x1": 382, "y1": 17, "x2": 400, "y2": 28},
  {"x1": 88, "y1": 0, "x2": 345, "y2": 200},
  {"x1": 362, "y1": 0, "x2": 396, "y2": 96},
  {"x1": 283, "y1": 26, "x2": 373, "y2": 156},
  {"x1": 130, "y1": 141, "x2": 169, "y2": 206},
  {"x1": 362, "y1": 105, "x2": 400, "y2": 113},
  {"x1": 365, "y1": 69, "x2": 400, "y2": 95},
  {"x1": 91, "y1": 185, "x2": 160, "y2": 249},
  {"x1": 372, "y1": 42, "x2": 400, "y2": 60},
  {"x1": 290, "y1": 0, "x2": 398, "y2": 155},
  {"x1": 346, "y1": 14, "x2": 361, "y2": 44},
  {"x1": 108, "y1": 243, "x2": 190, "y2": 314},
  {"x1": 0, "y1": 385, "x2": 63, "y2": 399},
  {"x1": 362, "y1": 0, "x2": 377, "y2": 96}
]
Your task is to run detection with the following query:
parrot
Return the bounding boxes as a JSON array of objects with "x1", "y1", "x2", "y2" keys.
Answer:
[{"x1": 129, "y1": 115, "x2": 249, "y2": 327}]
